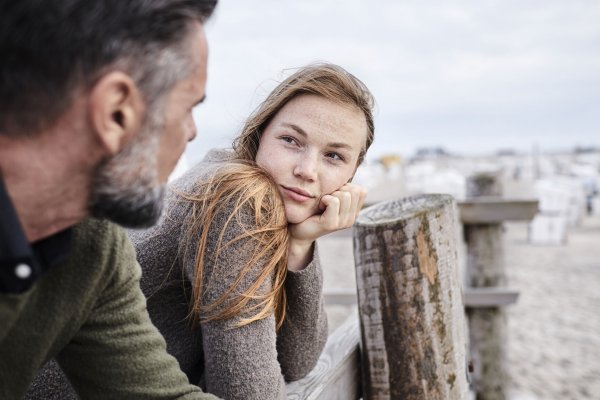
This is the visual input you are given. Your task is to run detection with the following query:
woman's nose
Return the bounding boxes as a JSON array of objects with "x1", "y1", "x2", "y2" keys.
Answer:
[{"x1": 293, "y1": 153, "x2": 318, "y2": 181}]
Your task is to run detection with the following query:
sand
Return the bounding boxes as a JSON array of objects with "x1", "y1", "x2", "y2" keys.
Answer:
[{"x1": 318, "y1": 214, "x2": 600, "y2": 400}]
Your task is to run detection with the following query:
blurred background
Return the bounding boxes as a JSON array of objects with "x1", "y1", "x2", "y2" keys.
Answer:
[
  {"x1": 188, "y1": 0, "x2": 600, "y2": 163},
  {"x1": 179, "y1": 2, "x2": 600, "y2": 399}
]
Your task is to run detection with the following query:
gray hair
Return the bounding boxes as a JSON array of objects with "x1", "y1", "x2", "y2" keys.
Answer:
[{"x1": 0, "y1": 0, "x2": 217, "y2": 136}]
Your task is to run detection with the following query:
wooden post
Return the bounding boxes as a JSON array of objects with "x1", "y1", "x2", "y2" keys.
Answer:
[
  {"x1": 464, "y1": 172, "x2": 507, "y2": 400},
  {"x1": 353, "y1": 194, "x2": 468, "y2": 400}
]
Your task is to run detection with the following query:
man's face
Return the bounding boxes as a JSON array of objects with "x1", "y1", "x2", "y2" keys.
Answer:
[
  {"x1": 156, "y1": 22, "x2": 208, "y2": 182},
  {"x1": 89, "y1": 23, "x2": 208, "y2": 228}
]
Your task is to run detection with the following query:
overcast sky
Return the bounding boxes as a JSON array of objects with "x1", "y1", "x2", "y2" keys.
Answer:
[{"x1": 187, "y1": 0, "x2": 600, "y2": 162}]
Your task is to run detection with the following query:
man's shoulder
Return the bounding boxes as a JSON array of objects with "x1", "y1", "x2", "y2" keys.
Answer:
[
  {"x1": 73, "y1": 218, "x2": 128, "y2": 247},
  {"x1": 75, "y1": 216, "x2": 122, "y2": 235},
  {"x1": 69, "y1": 218, "x2": 136, "y2": 276}
]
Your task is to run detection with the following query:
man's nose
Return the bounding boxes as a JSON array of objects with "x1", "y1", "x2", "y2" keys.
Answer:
[{"x1": 187, "y1": 115, "x2": 197, "y2": 142}]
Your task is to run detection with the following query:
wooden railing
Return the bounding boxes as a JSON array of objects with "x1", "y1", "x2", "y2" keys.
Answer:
[
  {"x1": 463, "y1": 173, "x2": 537, "y2": 400},
  {"x1": 320, "y1": 196, "x2": 538, "y2": 309},
  {"x1": 288, "y1": 190, "x2": 538, "y2": 399},
  {"x1": 286, "y1": 312, "x2": 361, "y2": 400}
]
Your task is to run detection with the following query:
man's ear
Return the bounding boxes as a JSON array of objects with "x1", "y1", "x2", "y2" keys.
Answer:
[{"x1": 88, "y1": 71, "x2": 145, "y2": 155}]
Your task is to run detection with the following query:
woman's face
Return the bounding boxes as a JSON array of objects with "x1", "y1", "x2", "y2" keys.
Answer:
[{"x1": 255, "y1": 94, "x2": 368, "y2": 224}]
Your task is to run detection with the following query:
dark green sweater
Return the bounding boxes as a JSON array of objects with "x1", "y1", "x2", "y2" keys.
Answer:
[{"x1": 0, "y1": 218, "x2": 217, "y2": 399}]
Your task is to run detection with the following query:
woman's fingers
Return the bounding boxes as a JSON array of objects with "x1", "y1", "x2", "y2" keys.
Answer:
[
  {"x1": 327, "y1": 184, "x2": 367, "y2": 229},
  {"x1": 356, "y1": 186, "x2": 367, "y2": 217},
  {"x1": 319, "y1": 194, "x2": 340, "y2": 229},
  {"x1": 334, "y1": 190, "x2": 353, "y2": 227},
  {"x1": 338, "y1": 183, "x2": 367, "y2": 222},
  {"x1": 343, "y1": 183, "x2": 363, "y2": 219},
  {"x1": 290, "y1": 184, "x2": 368, "y2": 243}
]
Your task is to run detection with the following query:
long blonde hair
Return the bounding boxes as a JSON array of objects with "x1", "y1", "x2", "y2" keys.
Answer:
[
  {"x1": 182, "y1": 161, "x2": 289, "y2": 329},
  {"x1": 185, "y1": 62, "x2": 375, "y2": 329}
]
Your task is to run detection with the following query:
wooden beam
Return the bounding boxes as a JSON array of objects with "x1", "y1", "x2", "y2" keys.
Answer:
[
  {"x1": 325, "y1": 288, "x2": 520, "y2": 308},
  {"x1": 458, "y1": 198, "x2": 538, "y2": 224},
  {"x1": 286, "y1": 312, "x2": 361, "y2": 400},
  {"x1": 324, "y1": 227, "x2": 353, "y2": 238},
  {"x1": 323, "y1": 288, "x2": 357, "y2": 306},
  {"x1": 464, "y1": 287, "x2": 520, "y2": 307}
]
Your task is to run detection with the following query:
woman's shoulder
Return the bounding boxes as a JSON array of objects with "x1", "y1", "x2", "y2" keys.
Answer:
[
  {"x1": 170, "y1": 148, "x2": 234, "y2": 193},
  {"x1": 126, "y1": 150, "x2": 233, "y2": 253}
]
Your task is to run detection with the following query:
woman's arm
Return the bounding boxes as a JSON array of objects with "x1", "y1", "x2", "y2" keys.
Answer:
[
  {"x1": 183, "y1": 201, "x2": 287, "y2": 400},
  {"x1": 277, "y1": 183, "x2": 366, "y2": 379},
  {"x1": 276, "y1": 242, "x2": 328, "y2": 381}
]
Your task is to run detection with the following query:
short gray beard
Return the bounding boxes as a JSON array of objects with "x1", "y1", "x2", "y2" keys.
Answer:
[{"x1": 89, "y1": 107, "x2": 166, "y2": 228}]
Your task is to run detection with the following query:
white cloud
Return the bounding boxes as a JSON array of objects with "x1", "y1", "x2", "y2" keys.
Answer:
[{"x1": 188, "y1": 0, "x2": 600, "y2": 161}]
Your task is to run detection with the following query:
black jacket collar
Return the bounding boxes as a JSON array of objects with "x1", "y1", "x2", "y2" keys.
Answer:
[{"x1": 0, "y1": 176, "x2": 72, "y2": 294}]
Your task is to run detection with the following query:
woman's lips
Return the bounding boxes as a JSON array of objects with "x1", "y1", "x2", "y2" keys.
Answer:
[{"x1": 281, "y1": 186, "x2": 314, "y2": 203}]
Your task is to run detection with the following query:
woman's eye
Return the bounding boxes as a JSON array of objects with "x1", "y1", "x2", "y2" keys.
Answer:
[
  {"x1": 281, "y1": 136, "x2": 297, "y2": 145},
  {"x1": 326, "y1": 152, "x2": 344, "y2": 162}
]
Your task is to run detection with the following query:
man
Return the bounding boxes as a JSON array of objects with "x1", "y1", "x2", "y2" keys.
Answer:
[{"x1": 0, "y1": 1, "x2": 220, "y2": 398}]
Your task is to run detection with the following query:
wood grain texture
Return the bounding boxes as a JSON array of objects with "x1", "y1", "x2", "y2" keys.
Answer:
[
  {"x1": 286, "y1": 312, "x2": 361, "y2": 400},
  {"x1": 353, "y1": 194, "x2": 468, "y2": 400}
]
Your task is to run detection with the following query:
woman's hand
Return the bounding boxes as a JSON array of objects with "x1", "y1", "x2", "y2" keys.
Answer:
[{"x1": 287, "y1": 183, "x2": 367, "y2": 271}]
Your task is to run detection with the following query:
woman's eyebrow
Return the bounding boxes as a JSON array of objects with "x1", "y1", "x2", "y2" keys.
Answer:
[
  {"x1": 282, "y1": 123, "x2": 307, "y2": 137},
  {"x1": 282, "y1": 123, "x2": 353, "y2": 150},
  {"x1": 328, "y1": 142, "x2": 353, "y2": 150}
]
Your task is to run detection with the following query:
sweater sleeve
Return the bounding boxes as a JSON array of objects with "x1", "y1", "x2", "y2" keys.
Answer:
[
  {"x1": 183, "y1": 201, "x2": 288, "y2": 400},
  {"x1": 277, "y1": 242, "x2": 328, "y2": 381},
  {"x1": 55, "y1": 223, "x2": 218, "y2": 400}
]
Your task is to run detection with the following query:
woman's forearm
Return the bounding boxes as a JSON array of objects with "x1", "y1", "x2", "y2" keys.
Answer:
[
  {"x1": 277, "y1": 244, "x2": 328, "y2": 381},
  {"x1": 287, "y1": 239, "x2": 314, "y2": 272}
]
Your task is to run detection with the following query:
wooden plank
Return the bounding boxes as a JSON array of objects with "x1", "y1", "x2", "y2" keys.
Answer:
[
  {"x1": 464, "y1": 287, "x2": 520, "y2": 307},
  {"x1": 286, "y1": 312, "x2": 361, "y2": 400},
  {"x1": 458, "y1": 198, "x2": 538, "y2": 224},
  {"x1": 323, "y1": 288, "x2": 357, "y2": 306},
  {"x1": 325, "y1": 287, "x2": 520, "y2": 308},
  {"x1": 324, "y1": 227, "x2": 353, "y2": 238}
]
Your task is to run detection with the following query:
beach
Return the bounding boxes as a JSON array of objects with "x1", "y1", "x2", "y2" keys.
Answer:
[
  {"x1": 318, "y1": 209, "x2": 600, "y2": 399},
  {"x1": 504, "y1": 216, "x2": 600, "y2": 399}
]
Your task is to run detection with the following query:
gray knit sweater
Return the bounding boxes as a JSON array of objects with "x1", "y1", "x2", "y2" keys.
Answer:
[
  {"x1": 131, "y1": 149, "x2": 328, "y2": 399},
  {"x1": 28, "y1": 149, "x2": 328, "y2": 399}
]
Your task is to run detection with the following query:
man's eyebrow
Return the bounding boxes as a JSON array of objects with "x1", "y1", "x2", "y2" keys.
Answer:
[
  {"x1": 282, "y1": 123, "x2": 353, "y2": 150},
  {"x1": 193, "y1": 95, "x2": 206, "y2": 107}
]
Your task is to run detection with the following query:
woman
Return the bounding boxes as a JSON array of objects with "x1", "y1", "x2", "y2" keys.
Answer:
[
  {"x1": 137, "y1": 62, "x2": 375, "y2": 400},
  {"x1": 27, "y1": 62, "x2": 375, "y2": 399}
]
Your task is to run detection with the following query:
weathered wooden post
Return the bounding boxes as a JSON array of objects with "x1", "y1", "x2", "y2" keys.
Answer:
[
  {"x1": 464, "y1": 172, "x2": 507, "y2": 400},
  {"x1": 353, "y1": 194, "x2": 468, "y2": 400}
]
